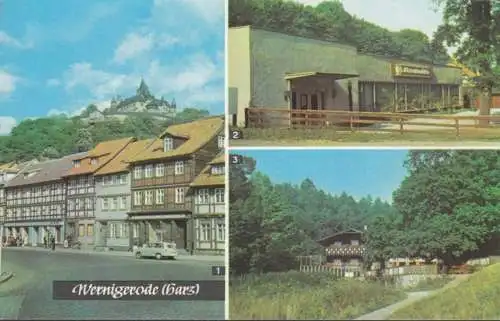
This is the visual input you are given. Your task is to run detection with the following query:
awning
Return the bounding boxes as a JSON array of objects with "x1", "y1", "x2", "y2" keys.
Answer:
[
  {"x1": 127, "y1": 214, "x2": 188, "y2": 220},
  {"x1": 284, "y1": 71, "x2": 359, "y2": 80}
]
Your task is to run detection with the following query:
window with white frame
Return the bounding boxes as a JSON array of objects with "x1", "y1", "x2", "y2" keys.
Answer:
[
  {"x1": 133, "y1": 191, "x2": 142, "y2": 205},
  {"x1": 90, "y1": 158, "x2": 98, "y2": 165},
  {"x1": 110, "y1": 223, "x2": 116, "y2": 238},
  {"x1": 145, "y1": 165, "x2": 153, "y2": 178},
  {"x1": 155, "y1": 189, "x2": 165, "y2": 204},
  {"x1": 102, "y1": 198, "x2": 109, "y2": 211},
  {"x1": 164, "y1": 137, "x2": 173, "y2": 151},
  {"x1": 215, "y1": 188, "x2": 224, "y2": 203},
  {"x1": 133, "y1": 224, "x2": 139, "y2": 238},
  {"x1": 216, "y1": 223, "x2": 225, "y2": 241},
  {"x1": 119, "y1": 174, "x2": 127, "y2": 185},
  {"x1": 174, "y1": 161, "x2": 184, "y2": 175},
  {"x1": 73, "y1": 160, "x2": 81, "y2": 168},
  {"x1": 144, "y1": 190, "x2": 153, "y2": 205},
  {"x1": 112, "y1": 197, "x2": 118, "y2": 210},
  {"x1": 112, "y1": 175, "x2": 119, "y2": 185},
  {"x1": 133, "y1": 166, "x2": 142, "y2": 179},
  {"x1": 200, "y1": 223, "x2": 210, "y2": 241},
  {"x1": 175, "y1": 188, "x2": 184, "y2": 204},
  {"x1": 119, "y1": 196, "x2": 127, "y2": 210},
  {"x1": 155, "y1": 163, "x2": 165, "y2": 177},
  {"x1": 217, "y1": 135, "x2": 224, "y2": 148},
  {"x1": 211, "y1": 165, "x2": 225, "y2": 175},
  {"x1": 196, "y1": 189, "x2": 209, "y2": 204}
]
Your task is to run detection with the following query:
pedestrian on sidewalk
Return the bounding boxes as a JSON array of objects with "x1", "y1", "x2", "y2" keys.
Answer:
[
  {"x1": 43, "y1": 236, "x2": 47, "y2": 249},
  {"x1": 51, "y1": 236, "x2": 56, "y2": 251}
]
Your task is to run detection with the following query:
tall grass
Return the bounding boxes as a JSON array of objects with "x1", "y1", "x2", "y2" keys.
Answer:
[
  {"x1": 229, "y1": 271, "x2": 406, "y2": 320},
  {"x1": 390, "y1": 263, "x2": 500, "y2": 319}
]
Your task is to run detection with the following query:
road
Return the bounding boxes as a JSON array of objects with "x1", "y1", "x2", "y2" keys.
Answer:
[{"x1": 0, "y1": 248, "x2": 225, "y2": 320}]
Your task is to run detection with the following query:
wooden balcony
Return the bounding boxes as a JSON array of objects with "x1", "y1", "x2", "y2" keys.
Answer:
[{"x1": 326, "y1": 244, "x2": 365, "y2": 256}]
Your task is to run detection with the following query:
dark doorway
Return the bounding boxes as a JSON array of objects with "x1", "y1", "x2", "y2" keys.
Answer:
[
  {"x1": 348, "y1": 81, "x2": 353, "y2": 112},
  {"x1": 174, "y1": 220, "x2": 187, "y2": 249}
]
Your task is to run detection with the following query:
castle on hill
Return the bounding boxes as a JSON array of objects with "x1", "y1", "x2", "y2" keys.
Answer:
[{"x1": 83, "y1": 79, "x2": 177, "y2": 122}]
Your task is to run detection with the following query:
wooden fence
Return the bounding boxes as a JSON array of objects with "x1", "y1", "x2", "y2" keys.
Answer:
[
  {"x1": 299, "y1": 264, "x2": 363, "y2": 278},
  {"x1": 245, "y1": 108, "x2": 500, "y2": 136}
]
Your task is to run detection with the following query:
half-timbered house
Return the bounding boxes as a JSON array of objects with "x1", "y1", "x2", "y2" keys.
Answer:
[
  {"x1": 186, "y1": 152, "x2": 225, "y2": 255},
  {"x1": 3, "y1": 154, "x2": 85, "y2": 245},
  {"x1": 0, "y1": 162, "x2": 29, "y2": 238},
  {"x1": 63, "y1": 138, "x2": 134, "y2": 247},
  {"x1": 94, "y1": 138, "x2": 152, "y2": 251},
  {"x1": 126, "y1": 116, "x2": 224, "y2": 251},
  {"x1": 317, "y1": 228, "x2": 366, "y2": 267}
]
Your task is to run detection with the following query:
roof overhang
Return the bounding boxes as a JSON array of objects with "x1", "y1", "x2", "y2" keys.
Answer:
[{"x1": 284, "y1": 71, "x2": 359, "y2": 81}]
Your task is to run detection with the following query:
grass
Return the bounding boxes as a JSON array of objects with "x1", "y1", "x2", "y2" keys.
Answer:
[
  {"x1": 229, "y1": 271, "x2": 406, "y2": 320},
  {"x1": 406, "y1": 275, "x2": 453, "y2": 292},
  {"x1": 389, "y1": 263, "x2": 500, "y2": 319},
  {"x1": 230, "y1": 127, "x2": 500, "y2": 146}
]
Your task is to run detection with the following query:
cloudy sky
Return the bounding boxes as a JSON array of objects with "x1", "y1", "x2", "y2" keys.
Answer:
[
  {"x1": 295, "y1": 0, "x2": 443, "y2": 38},
  {"x1": 0, "y1": 0, "x2": 224, "y2": 134}
]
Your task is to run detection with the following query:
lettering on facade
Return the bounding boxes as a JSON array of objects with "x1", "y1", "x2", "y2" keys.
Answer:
[{"x1": 392, "y1": 64, "x2": 432, "y2": 78}]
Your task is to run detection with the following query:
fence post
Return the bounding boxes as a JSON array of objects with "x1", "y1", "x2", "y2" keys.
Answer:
[
  {"x1": 244, "y1": 108, "x2": 249, "y2": 128},
  {"x1": 455, "y1": 118, "x2": 459, "y2": 137},
  {"x1": 350, "y1": 116, "x2": 354, "y2": 131},
  {"x1": 399, "y1": 118, "x2": 404, "y2": 134}
]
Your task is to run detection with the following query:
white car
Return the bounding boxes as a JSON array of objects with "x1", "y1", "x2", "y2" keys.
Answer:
[{"x1": 134, "y1": 242, "x2": 177, "y2": 260}]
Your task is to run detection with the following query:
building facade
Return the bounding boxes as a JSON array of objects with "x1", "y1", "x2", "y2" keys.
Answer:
[
  {"x1": 3, "y1": 154, "x2": 85, "y2": 245},
  {"x1": 187, "y1": 153, "x2": 225, "y2": 255},
  {"x1": 63, "y1": 138, "x2": 134, "y2": 247},
  {"x1": 94, "y1": 139, "x2": 151, "y2": 251},
  {"x1": 0, "y1": 162, "x2": 29, "y2": 237},
  {"x1": 228, "y1": 26, "x2": 463, "y2": 126},
  {"x1": 317, "y1": 229, "x2": 366, "y2": 267},
  {"x1": 127, "y1": 117, "x2": 225, "y2": 252}
]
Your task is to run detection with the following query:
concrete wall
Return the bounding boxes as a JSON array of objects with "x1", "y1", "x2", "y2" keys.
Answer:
[
  {"x1": 250, "y1": 27, "x2": 358, "y2": 109},
  {"x1": 228, "y1": 27, "x2": 252, "y2": 126}
]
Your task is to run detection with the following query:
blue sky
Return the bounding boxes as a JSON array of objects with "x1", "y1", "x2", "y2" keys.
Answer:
[
  {"x1": 235, "y1": 149, "x2": 409, "y2": 202},
  {"x1": 0, "y1": 0, "x2": 224, "y2": 134},
  {"x1": 296, "y1": 0, "x2": 443, "y2": 39}
]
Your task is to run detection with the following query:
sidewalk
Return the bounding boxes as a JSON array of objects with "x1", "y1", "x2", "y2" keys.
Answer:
[
  {"x1": 4, "y1": 246, "x2": 224, "y2": 263},
  {"x1": 355, "y1": 274, "x2": 472, "y2": 320}
]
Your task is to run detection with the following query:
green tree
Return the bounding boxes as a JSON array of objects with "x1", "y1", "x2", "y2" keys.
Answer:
[{"x1": 433, "y1": 0, "x2": 500, "y2": 122}]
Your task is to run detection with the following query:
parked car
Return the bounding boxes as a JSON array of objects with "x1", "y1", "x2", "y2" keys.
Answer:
[{"x1": 134, "y1": 242, "x2": 177, "y2": 260}]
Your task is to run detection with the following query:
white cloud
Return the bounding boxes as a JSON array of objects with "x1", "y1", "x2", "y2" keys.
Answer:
[
  {"x1": 0, "y1": 70, "x2": 17, "y2": 95},
  {"x1": 0, "y1": 116, "x2": 17, "y2": 135},
  {"x1": 48, "y1": 100, "x2": 111, "y2": 117},
  {"x1": 113, "y1": 32, "x2": 155, "y2": 64},
  {"x1": 46, "y1": 78, "x2": 61, "y2": 87},
  {"x1": 0, "y1": 31, "x2": 33, "y2": 49},
  {"x1": 112, "y1": 31, "x2": 179, "y2": 64},
  {"x1": 63, "y1": 62, "x2": 137, "y2": 99},
  {"x1": 59, "y1": 52, "x2": 223, "y2": 107}
]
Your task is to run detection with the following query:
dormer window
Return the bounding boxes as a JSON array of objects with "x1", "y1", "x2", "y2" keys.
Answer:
[
  {"x1": 164, "y1": 137, "x2": 173, "y2": 152},
  {"x1": 90, "y1": 158, "x2": 98, "y2": 165},
  {"x1": 73, "y1": 160, "x2": 81, "y2": 168},
  {"x1": 211, "y1": 165, "x2": 225, "y2": 175}
]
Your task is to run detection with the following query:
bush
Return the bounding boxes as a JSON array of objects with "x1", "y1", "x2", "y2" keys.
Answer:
[{"x1": 230, "y1": 271, "x2": 406, "y2": 320}]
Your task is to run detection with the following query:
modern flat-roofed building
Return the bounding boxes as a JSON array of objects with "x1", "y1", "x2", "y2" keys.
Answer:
[{"x1": 228, "y1": 26, "x2": 462, "y2": 126}]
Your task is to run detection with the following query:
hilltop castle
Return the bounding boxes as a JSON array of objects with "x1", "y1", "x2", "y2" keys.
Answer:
[{"x1": 83, "y1": 79, "x2": 177, "y2": 122}]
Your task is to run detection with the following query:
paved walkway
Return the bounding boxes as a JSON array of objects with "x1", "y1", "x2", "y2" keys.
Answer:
[
  {"x1": 354, "y1": 274, "x2": 472, "y2": 320},
  {"x1": 4, "y1": 246, "x2": 224, "y2": 263}
]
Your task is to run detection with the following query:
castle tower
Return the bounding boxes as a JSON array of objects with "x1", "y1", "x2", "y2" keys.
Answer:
[{"x1": 136, "y1": 78, "x2": 152, "y2": 98}]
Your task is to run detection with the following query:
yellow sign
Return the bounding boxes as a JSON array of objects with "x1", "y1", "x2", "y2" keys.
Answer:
[{"x1": 392, "y1": 64, "x2": 432, "y2": 78}]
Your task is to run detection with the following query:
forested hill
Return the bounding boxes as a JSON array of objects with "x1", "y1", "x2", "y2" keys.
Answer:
[
  {"x1": 229, "y1": 0, "x2": 450, "y2": 64},
  {"x1": 229, "y1": 155, "x2": 396, "y2": 275},
  {"x1": 0, "y1": 108, "x2": 210, "y2": 164}
]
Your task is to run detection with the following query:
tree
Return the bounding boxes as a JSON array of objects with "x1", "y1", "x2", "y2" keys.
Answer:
[
  {"x1": 433, "y1": 0, "x2": 500, "y2": 124},
  {"x1": 80, "y1": 104, "x2": 99, "y2": 118},
  {"x1": 390, "y1": 150, "x2": 500, "y2": 265},
  {"x1": 75, "y1": 127, "x2": 93, "y2": 152}
]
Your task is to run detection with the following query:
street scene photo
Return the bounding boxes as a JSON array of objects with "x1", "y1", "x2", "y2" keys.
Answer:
[
  {"x1": 0, "y1": 0, "x2": 226, "y2": 319},
  {"x1": 228, "y1": 0, "x2": 500, "y2": 147},
  {"x1": 229, "y1": 149, "x2": 500, "y2": 320}
]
